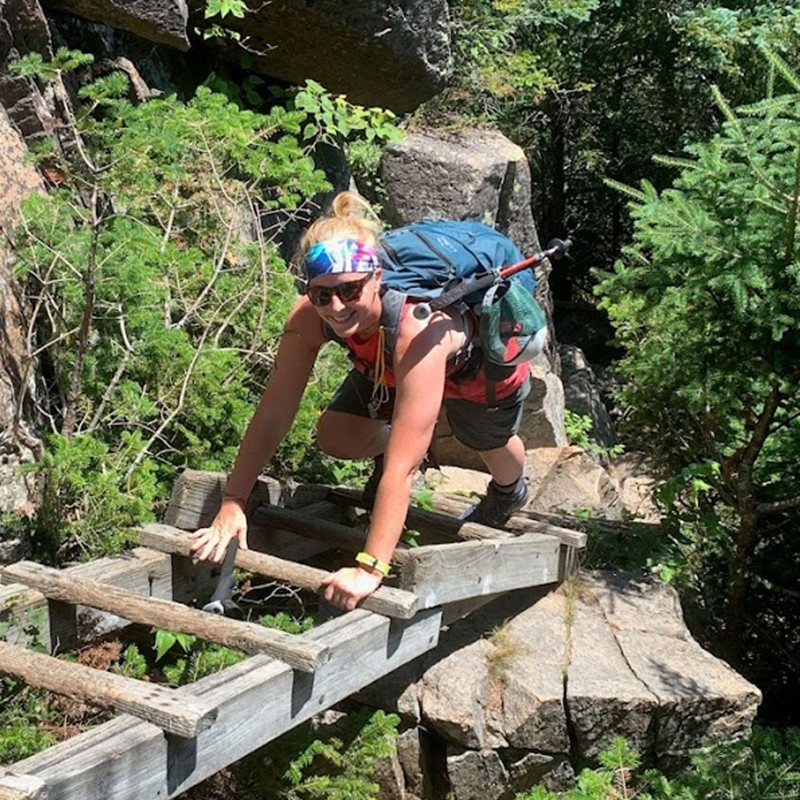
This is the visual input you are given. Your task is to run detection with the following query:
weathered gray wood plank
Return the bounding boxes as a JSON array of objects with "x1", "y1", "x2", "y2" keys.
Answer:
[
  {"x1": 2, "y1": 562, "x2": 327, "y2": 673},
  {"x1": 428, "y1": 494, "x2": 589, "y2": 549},
  {"x1": 0, "y1": 640, "x2": 216, "y2": 738},
  {"x1": 250, "y1": 505, "x2": 371, "y2": 551},
  {"x1": 136, "y1": 524, "x2": 420, "y2": 620},
  {"x1": 0, "y1": 549, "x2": 172, "y2": 652},
  {"x1": 11, "y1": 608, "x2": 443, "y2": 799},
  {"x1": 329, "y1": 486, "x2": 517, "y2": 542},
  {"x1": 392, "y1": 534, "x2": 561, "y2": 607}
]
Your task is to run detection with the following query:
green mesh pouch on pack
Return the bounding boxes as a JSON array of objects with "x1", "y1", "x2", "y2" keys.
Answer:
[{"x1": 479, "y1": 280, "x2": 548, "y2": 366}]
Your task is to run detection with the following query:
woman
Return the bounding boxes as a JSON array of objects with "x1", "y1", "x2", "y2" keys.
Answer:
[{"x1": 189, "y1": 192, "x2": 531, "y2": 610}]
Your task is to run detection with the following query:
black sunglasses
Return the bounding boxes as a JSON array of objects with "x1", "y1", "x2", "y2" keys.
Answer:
[{"x1": 307, "y1": 273, "x2": 374, "y2": 307}]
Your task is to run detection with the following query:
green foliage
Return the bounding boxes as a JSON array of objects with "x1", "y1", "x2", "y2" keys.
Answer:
[
  {"x1": 259, "y1": 611, "x2": 316, "y2": 635},
  {"x1": 564, "y1": 409, "x2": 594, "y2": 450},
  {"x1": 281, "y1": 709, "x2": 400, "y2": 800},
  {"x1": 595, "y1": 51, "x2": 800, "y2": 696},
  {"x1": 9, "y1": 47, "x2": 93, "y2": 80},
  {"x1": 515, "y1": 730, "x2": 800, "y2": 799},
  {"x1": 153, "y1": 629, "x2": 198, "y2": 662},
  {"x1": 292, "y1": 79, "x2": 402, "y2": 145},
  {"x1": 161, "y1": 641, "x2": 246, "y2": 686},
  {"x1": 9, "y1": 50, "x2": 402, "y2": 563},
  {"x1": 23, "y1": 433, "x2": 155, "y2": 563},
  {"x1": 205, "y1": 0, "x2": 248, "y2": 20},
  {"x1": 111, "y1": 644, "x2": 148, "y2": 680},
  {"x1": 151, "y1": 628, "x2": 246, "y2": 686},
  {"x1": 0, "y1": 681, "x2": 56, "y2": 765}
]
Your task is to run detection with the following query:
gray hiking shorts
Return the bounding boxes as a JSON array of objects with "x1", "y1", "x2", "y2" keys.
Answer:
[{"x1": 326, "y1": 368, "x2": 530, "y2": 452}]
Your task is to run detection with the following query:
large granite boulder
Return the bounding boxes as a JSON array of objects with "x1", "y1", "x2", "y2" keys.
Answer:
[
  {"x1": 43, "y1": 0, "x2": 189, "y2": 50},
  {"x1": 191, "y1": 1, "x2": 451, "y2": 113},
  {"x1": 357, "y1": 574, "x2": 761, "y2": 797},
  {"x1": 381, "y1": 129, "x2": 541, "y2": 258}
]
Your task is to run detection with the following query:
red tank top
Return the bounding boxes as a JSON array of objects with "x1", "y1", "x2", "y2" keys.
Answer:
[{"x1": 345, "y1": 302, "x2": 529, "y2": 404}]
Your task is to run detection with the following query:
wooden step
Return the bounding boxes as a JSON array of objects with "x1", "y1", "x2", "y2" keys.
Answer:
[
  {"x1": 6, "y1": 607, "x2": 444, "y2": 800},
  {"x1": 0, "y1": 640, "x2": 216, "y2": 738},
  {"x1": 136, "y1": 523, "x2": 420, "y2": 619},
  {"x1": 1, "y1": 562, "x2": 327, "y2": 673}
]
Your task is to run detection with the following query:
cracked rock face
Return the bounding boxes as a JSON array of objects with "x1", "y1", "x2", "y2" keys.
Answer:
[
  {"x1": 0, "y1": 106, "x2": 42, "y2": 556},
  {"x1": 381, "y1": 129, "x2": 541, "y2": 257},
  {"x1": 357, "y1": 573, "x2": 760, "y2": 796}
]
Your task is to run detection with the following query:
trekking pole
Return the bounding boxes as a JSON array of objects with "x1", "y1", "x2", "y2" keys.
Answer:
[
  {"x1": 412, "y1": 238, "x2": 572, "y2": 320},
  {"x1": 202, "y1": 538, "x2": 239, "y2": 615}
]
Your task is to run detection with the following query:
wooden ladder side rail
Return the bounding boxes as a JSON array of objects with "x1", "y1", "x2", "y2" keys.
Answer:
[
  {"x1": 421, "y1": 493, "x2": 589, "y2": 548},
  {"x1": 136, "y1": 524, "x2": 420, "y2": 620},
  {"x1": 7, "y1": 608, "x2": 444, "y2": 800},
  {"x1": 0, "y1": 548, "x2": 174, "y2": 653},
  {"x1": 0, "y1": 640, "x2": 216, "y2": 738},
  {"x1": 249, "y1": 504, "x2": 376, "y2": 552},
  {"x1": 0, "y1": 773, "x2": 47, "y2": 800},
  {"x1": 1, "y1": 562, "x2": 327, "y2": 673},
  {"x1": 391, "y1": 533, "x2": 562, "y2": 608},
  {"x1": 327, "y1": 486, "x2": 587, "y2": 549}
]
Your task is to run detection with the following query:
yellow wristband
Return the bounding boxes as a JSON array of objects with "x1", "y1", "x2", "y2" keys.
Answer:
[{"x1": 355, "y1": 551, "x2": 390, "y2": 577}]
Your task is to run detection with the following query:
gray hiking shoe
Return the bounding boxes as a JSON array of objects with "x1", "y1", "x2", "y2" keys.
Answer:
[{"x1": 463, "y1": 477, "x2": 529, "y2": 529}]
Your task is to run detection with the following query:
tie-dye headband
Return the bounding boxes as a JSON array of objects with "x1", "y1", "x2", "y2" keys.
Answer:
[{"x1": 304, "y1": 239, "x2": 381, "y2": 280}]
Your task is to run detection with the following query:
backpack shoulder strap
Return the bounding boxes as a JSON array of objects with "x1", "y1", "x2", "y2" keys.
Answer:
[{"x1": 379, "y1": 288, "x2": 405, "y2": 369}]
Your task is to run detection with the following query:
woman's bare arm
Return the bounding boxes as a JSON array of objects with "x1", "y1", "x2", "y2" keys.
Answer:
[
  {"x1": 190, "y1": 297, "x2": 326, "y2": 562},
  {"x1": 321, "y1": 311, "x2": 461, "y2": 608}
]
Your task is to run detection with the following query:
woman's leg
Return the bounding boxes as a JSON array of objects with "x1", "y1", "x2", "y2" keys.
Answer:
[
  {"x1": 318, "y1": 368, "x2": 394, "y2": 459},
  {"x1": 317, "y1": 410, "x2": 389, "y2": 459},
  {"x1": 478, "y1": 434, "x2": 526, "y2": 486}
]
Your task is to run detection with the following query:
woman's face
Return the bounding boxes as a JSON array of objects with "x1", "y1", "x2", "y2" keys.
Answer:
[{"x1": 307, "y1": 269, "x2": 382, "y2": 339}]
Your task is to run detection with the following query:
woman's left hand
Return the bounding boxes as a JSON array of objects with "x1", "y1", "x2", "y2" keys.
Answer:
[{"x1": 320, "y1": 566, "x2": 383, "y2": 611}]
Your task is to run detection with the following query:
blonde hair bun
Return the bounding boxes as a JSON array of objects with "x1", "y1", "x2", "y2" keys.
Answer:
[{"x1": 299, "y1": 191, "x2": 382, "y2": 256}]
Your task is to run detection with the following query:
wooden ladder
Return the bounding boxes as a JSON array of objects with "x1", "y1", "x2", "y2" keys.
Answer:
[{"x1": 0, "y1": 470, "x2": 585, "y2": 800}]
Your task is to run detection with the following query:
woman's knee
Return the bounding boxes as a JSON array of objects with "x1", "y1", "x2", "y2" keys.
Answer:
[{"x1": 317, "y1": 411, "x2": 386, "y2": 458}]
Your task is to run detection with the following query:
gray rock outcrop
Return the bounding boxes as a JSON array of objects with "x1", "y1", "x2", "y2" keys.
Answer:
[
  {"x1": 358, "y1": 574, "x2": 761, "y2": 797},
  {"x1": 381, "y1": 129, "x2": 541, "y2": 257},
  {"x1": 524, "y1": 446, "x2": 623, "y2": 520},
  {"x1": 193, "y1": 1, "x2": 451, "y2": 113},
  {"x1": 44, "y1": 0, "x2": 190, "y2": 50},
  {"x1": 559, "y1": 343, "x2": 617, "y2": 452},
  {"x1": 0, "y1": 0, "x2": 58, "y2": 137},
  {"x1": 0, "y1": 105, "x2": 43, "y2": 562}
]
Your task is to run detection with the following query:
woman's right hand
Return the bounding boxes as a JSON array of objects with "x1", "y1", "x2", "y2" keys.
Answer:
[{"x1": 188, "y1": 498, "x2": 249, "y2": 563}]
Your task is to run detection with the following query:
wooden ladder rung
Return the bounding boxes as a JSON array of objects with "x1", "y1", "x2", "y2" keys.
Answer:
[
  {"x1": 1, "y1": 562, "x2": 327, "y2": 673},
  {"x1": 0, "y1": 640, "x2": 216, "y2": 738},
  {"x1": 250, "y1": 504, "x2": 372, "y2": 551},
  {"x1": 421, "y1": 492, "x2": 588, "y2": 549},
  {"x1": 136, "y1": 524, "x2": 420, "y2": 620},
  {"x1": 329, "y1": 486, "x2": 518, "y2": 541}
]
